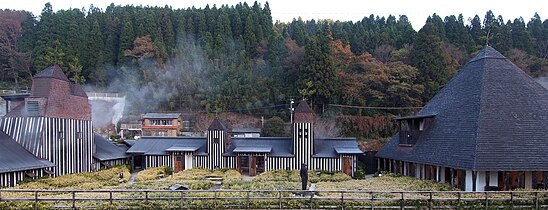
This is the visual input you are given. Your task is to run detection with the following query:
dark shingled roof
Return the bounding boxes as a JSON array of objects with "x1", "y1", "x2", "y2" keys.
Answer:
[
  {"x1": 224, "y1": 137, "x2": 293, "y2": 157},
  {"x1": 314, "y1": 138, "x2": 361, "y2": 158},
  {"x1": 142, "y1": 113, "x2": 181, "y2": 119},
  {"x1": 126, "y1": 136, "x2": 207, "y2": 155},
  {"x1": 376, "y1": 46, "x2": 548, "y2": 171},
  {"x1": 70, "y1": 83, "x2": 88, "y2": 98},
  {"x1": 208, "y1": 118, "x2": 227, "y2": 131},
  {"x1": 34, "y1": 64, "x2": 69, "y2": 81},
  {"x1": 0, "y1": 130, "x2": 53, "y2": 173},
  {"x1": 294, "y1": 100, "x2": 313, "y2": 113},
  {"x1": 93, "y1": 134, "x2": 129, "y2": 161}
]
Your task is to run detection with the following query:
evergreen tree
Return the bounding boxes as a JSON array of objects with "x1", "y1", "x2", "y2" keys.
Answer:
[
  {"x1": 411, "y1": 23, "x2": 450, "y2": 101},
  {"x1": 297, "y1": 28, "x2": 338, "y2": 105}
]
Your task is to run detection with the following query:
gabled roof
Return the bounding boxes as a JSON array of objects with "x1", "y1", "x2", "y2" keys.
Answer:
[
  {"x1": 142, "y1": 113, "x2": 182, "y2": 119},
  {"x1": 93, "y1": 134, "x2": 129, "y2": 161},
  {"x1": 0, "y1": 130, "x2": 53, "y2": 173},
  {"x1": 34, "y1": 64, "x2": 69, "y2": 81},
  {"x1": 314, "y1": 138, "x2": 361, "y2": 157},
  {"x1": 377, "y1": 46, "x2": 548, "y2": 171},
  {"x1": 126, "y1": 136, "x2": 207, "y2": 155},
  {"x1": 224, "y1": 137, "x2": 293, "y2": 157}
]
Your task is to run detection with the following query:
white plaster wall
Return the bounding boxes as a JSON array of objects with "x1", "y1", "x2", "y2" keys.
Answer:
[
  {"x1": 525, "y1": 172, "x2": 532, "y2": 189},
  {"x1": 476, "y1": 171, "x2": 486, "y2": 192},
  {"x1": 416, "y1": 164, "x2": 422, "y2": 179},
  {"x1": 489, "y1": 171, "x2": 498, "y2": 187},
  {"x1": 439, "y1": 167, "x2": 446, "y2": 183},
  {"x1": 185, "y1": 154, "x2": 193, "y2": 170},
  {"x1": 465, "y1": 170, "x2": 473, "y2": 191}
]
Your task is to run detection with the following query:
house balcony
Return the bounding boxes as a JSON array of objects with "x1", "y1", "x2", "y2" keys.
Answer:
[{"x1": 120, "y1": 124, "x2": 142, "y2": 131}]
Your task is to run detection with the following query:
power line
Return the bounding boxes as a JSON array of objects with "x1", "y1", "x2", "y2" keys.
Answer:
[{"x1": 328, "y1": 104, "x2": 422, "y2": 110}]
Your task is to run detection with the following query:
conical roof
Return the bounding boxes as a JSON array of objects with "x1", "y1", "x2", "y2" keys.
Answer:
[
  {"x1": 35, "y1": 64, "x2": 69, "y2": 81},
  {"x1": 208, "y1": 118, "x2": 227, "y2": 131},
  {"x1": 377, "y1": 46, "x2": 548, "y2": 171},
  {"x1": 294, "y1": 100, "x2": 313, "y2": 113}
]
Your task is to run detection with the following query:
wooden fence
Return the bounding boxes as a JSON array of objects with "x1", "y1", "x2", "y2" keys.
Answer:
[{"x1": 2, "y1": 189, "x2": 548, "y2": 209}]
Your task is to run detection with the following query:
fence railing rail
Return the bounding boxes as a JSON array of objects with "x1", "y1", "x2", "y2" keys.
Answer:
[{"x1": 2, "y1": 189, "x2": 548, "y2": 209}]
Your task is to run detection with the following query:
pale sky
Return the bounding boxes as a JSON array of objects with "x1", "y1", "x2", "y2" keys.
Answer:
[{"x1": 2, "y1": 0, "x2": 546, "y2": 30}]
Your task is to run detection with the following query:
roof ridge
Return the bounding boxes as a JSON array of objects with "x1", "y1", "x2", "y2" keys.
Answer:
[{"x1": 472, "y1": 59, "x2": 488, "y2": 171}]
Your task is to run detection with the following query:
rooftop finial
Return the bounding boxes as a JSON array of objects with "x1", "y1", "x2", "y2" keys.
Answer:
[{"x1": 485, "y1": 29, "x2": 491, "y2": 46}]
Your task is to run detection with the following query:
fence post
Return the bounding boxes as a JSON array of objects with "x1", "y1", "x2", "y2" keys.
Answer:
[
  {"x1": 34, "y1": 191, "x2": 38, "y2": 210},
  {"x1": 214, "y1": 190, "x2": 218, "y2": 209},
  {"x1": 278, "y1": 191, "x2": 282, "y2": 209},
  {"x1": 370, "y1": 192, "x2": 374, "y2": 209},
  {"x1": 400, "y1": 192, "x2": 404, "y2": 209},
  {"x1": 484, "y1": 192, "x2": 488, "y2": 209},
  {"x1": 429, "y1": 191, "x2": 433, "y2": 210},
  {"x1": 510, "y1": 191, "x2": 514, "y2": 208},
  {"x1": 340, "y1": 191, "x2": 344, "y2": 209},
  {"x1": 246, "y1": 190, "x2": 250, "y2": 209},
  {"x1": 457, "y1": 192, "x2": 461, "y2": 209},
  {"x1": 109, "y1": 191, "x2": 113, "y2": 210},
  {"x1": 145, "y1": 191, "x2": 149, "y2": 204},
  {"x1": 180, "y1": 191, "x2": 184, "y2": 209},
  {"x1": 535, "y1": 192, "x2": 539, "y2": 209},
  {"x1": 72, "y1": 191, "x2": 76, "y2": 209}
]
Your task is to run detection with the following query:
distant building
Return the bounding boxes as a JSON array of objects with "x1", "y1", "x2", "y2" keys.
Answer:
[
  {"x1": 0, "y1": 65, "x2": 128, "y2": 187},
  {"x1": 141, "y1": 113, "x2": 183, "y2": 136},
  {"x1": 229, "y1": 127, "x2": 261, "y2": 138},
  {"x1": 127, "y1": 101, "x2": 363, "y2": 177},
  {"x1": 377, "y1": 46, "x2": 548, "y2": 191}
]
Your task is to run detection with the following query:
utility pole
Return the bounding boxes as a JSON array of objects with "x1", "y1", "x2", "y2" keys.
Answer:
[{"x1": 289, "y1": 99, "x2": 295, "y2": 123}]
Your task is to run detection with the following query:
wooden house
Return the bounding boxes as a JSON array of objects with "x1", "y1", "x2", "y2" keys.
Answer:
[
  {"x1": 0, "y1": 65, "x2": 128, "y2": 186},
  {"x1": 376, "y1": 46, "x2": 548, "y2": 191},
  {"x1": 141, "y1": 113, "x2": 183, "y2": 136},
  {"x1": 127, "y1": 101, "x2": 363, "y2": 176}
]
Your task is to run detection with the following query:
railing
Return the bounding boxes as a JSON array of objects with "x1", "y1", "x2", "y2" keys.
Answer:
[
  {"x1": 120, "y1": 124, "x2": 142, "y2": 130},
  {"x1": 2, "y1": 189, "x2": 548, "y2": 209},
  {"x1": 0, "y1": 88, "x2": 29, "y2": 95},
  {"x1": 86, "y1": 92, "x2": 125, "y2": 98}
]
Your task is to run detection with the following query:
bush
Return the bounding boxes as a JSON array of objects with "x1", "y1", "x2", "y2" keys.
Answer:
[
  {"x1": 15, "y1": 165, "x2": 130, "y2": 190},
  {"x1": 135, "y1": 167, "x2": 166, "y2": 182}
]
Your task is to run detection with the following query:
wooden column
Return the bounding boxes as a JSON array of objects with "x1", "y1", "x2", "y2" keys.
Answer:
[{"x1": 472, "y1": 171, "x2": 477, "y2": 191}]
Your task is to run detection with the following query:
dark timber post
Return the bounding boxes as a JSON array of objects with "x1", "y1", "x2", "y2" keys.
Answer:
[{"x1": 472, "y1": 171, "x2": 477, "y2": 191}]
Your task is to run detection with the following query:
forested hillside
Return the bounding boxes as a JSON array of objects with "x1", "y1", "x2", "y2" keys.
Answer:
[{"x1": 0, "y1": 2, "x2": 546, "y2": 144}]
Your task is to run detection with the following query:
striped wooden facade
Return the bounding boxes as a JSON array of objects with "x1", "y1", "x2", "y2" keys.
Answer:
[
  {"x1": 0, "y1": 168, "x2": 48, "y2": 187},
  {"x1": 202, "y1": 129, "x2": 227, "y2": 169},
  {"x1": 293, "y1": 122, "x2": 313, "y2": 169},
  {"x1": 0, "y1": 117, "x2": 94, "y2": 176}
]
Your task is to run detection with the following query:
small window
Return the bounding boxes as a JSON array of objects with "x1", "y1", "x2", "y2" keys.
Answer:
[
  {"x1": 27, "y1": 101, "x2": 39, "y2": 116},
  {"x1": 213, "y1": 137, "x2": 220, "y2": 144},
  {"x1": 58, "y1": 131, "x2": 65, "y2": 139}
]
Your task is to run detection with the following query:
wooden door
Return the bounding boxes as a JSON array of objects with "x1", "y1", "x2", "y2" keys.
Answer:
[
  {"x1": 342, "y1": 157, "x2": 353, "y2": 176},
  {"x1": 250, "y1": 156, "x2": 257, "y2": 176},
  {"x1": 174, "y1": 155, "x2": 184, "y2": 173}
]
